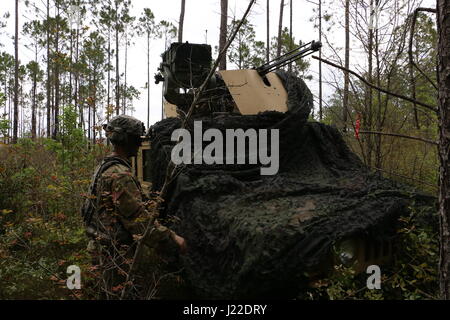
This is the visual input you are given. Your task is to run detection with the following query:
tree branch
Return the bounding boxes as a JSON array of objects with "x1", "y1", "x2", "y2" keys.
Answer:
[
  {"x1": 408, "y1": 7, "x2": 438, "y2": 91},
  {"x1": 359, "y1": 130, "x2": 438, "y2": 145},
  {"x1": 312, "y1": 55, "x2": 438, "y2": 113}
]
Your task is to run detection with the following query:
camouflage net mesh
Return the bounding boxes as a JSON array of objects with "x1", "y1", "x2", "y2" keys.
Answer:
[{"x1": 147, "y1": 71, "x2": 435, "y2": 299}]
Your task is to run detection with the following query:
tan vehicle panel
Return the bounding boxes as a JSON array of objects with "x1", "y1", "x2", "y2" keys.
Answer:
[
  {"x1": 132, "y1": 139, "x2": 152, "y2": 194},
  {"x1": 164, "y1": 101, "x2": 178, "y2": 118},
  {"x1": 219, "y1": 70, "x2": 288, "y2": 115}
]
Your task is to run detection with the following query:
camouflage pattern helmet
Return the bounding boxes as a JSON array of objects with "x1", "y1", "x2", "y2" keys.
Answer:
[{"x1": 103, "y1": 115, "x2": 145, "y2": 145}]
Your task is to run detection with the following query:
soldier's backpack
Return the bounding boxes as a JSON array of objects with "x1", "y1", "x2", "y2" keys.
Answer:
[{"x1": 81, "y1": 156, "x2": 131, "y2": 226}]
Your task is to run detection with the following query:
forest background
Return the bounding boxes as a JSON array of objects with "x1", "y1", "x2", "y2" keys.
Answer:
[{"x1": 0, "y1": 0, "x2": 444, "y2": 299}]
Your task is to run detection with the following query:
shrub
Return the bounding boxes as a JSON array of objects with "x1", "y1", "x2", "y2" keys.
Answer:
[
  {"x1": 300, "y1": 204, "x2": 439, "y2": 300},
  {"x1": 0, "y1": 135, "x2": 109, "y2": 299}
]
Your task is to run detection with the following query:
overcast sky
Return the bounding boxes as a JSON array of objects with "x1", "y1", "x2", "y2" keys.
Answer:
[{"x1": 0, "y1": 0, "x2": 436, "y2": 130}]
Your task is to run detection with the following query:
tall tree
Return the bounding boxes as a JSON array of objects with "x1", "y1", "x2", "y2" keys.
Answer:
[
  {"x1": 52, "y1": 2, "x2": 62, "y2": 140},
  {"x1": 364, "y1": 0, "x2": 375, "y2": 168},
  {"x1": 437, "y1": 0, "x2": 450, "y2": 300},
  {"x1": 343, "y1": 0, "x2": 350, "y2": 130},
  {"x1": 23, "y1": 20, "x2": 44, "y2": 131},
  {"x1": 122, "y1": 13, "x2": 135, "y2": 114},
  {"x1": 158, "y1": 20, "x2": 177, "y2": 119},
  {"x1": 115, "y1": 0, "x2": 119, "y2": 115},
  {"x1": 80, "y1": 32, "x2": 106, "y2": 142},
  {"x1": 159, "y1": 20, "x2": 177, "y2": 50},
  {"x1": 288, "y1": 0, "x2": 292, "y2": 72},
  {"x1": 318, "y1": 0, "x2": 323, "y2": 120},
  {"x1": 13, "y1": 0, "x2": 18, "y2": 143},
  {"x1": 0, "y1": 14, "x2": 11, "y2": 136},
  {"x1": 0, "y1": 52, "x2": 14, "y2": 139},
  {"x1": 138, "y1": 8, "x2": 159, "y2": 128},
  {"x1": 75, "y1": 3, "x2": 88, "y2": 131},
  {"x1": 270, "y1": 27, "x2": 311, "y2": 78},
  {"x1": 46, "y1": 0, "x2": 51, "y2": 138},
  {"x1": 26, "y1": 61, "x2": 43, "y2": 140},
  {"x1": 276, "y1": 0, "x2": 285, "y2": 58},
  {"x1": 112, "y1": 0, "x2": 131, "y2": 115},
  {"x1": 178, "y1": 0, "x2": 186, "y2": 43},
  {"x1": 219, "y1": 0, "x2": 228, "y2": 70},
  {"x1": 115, "y1": 0, "x2": 120, "y2": 115},
  {"x1": 266, "y1": 0, "x2": 270, "y2": 63},
  {"x1": 322, "y1": 0, "x2": 436, "y2": 181},
  {"x1": 227, "y1": 19, "x2": 265, "y2": 69},
  {"x1": 97, "y1": 1, "x2": 115, "y2": 122}
]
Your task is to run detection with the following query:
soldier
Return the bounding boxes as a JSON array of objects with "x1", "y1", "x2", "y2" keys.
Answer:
[{"x1": 81, "y1": 115, "x2": 186, "y2": 299}]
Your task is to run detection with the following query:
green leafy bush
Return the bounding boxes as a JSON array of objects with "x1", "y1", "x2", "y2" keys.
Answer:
[
  {"x1": 0, "y1": 134, "x2": 109, "y2": 299},
  {"x1": 301, "y1": 205, "x2": 439, "y2": 300}
]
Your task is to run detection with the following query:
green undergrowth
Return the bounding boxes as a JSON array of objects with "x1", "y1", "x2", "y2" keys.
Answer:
[
  {"x1": 299, "y1": 204, "x2": 439, "y2": 300},
  {"x1": 0, "y1": 136, "x2": 108, "y2": 299},
  {"x1": 0, "y1": 133, "x2": 440, "y2": 300}
]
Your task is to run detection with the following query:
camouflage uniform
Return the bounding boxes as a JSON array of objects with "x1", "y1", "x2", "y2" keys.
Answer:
[
  {"x1": 83, "y1": 116, "x2": 181, "y2": 299},
  {"x1": 91, "y1": 157, "x2": 172, "y2": 248},
  {"x1": 86, "y1": 156, "x2": 181, "y2": 299}
]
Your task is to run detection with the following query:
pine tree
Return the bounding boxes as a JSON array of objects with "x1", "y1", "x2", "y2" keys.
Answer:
[
  {"x1": 437, "y1": 0, "x2": 450, "y2": 300},
  {"x1": 219, "y1": 0, "x2": 228, "y2": 70},
  {"x1": 13, "y1": 0, "x2": 19, "y2": 143},
  {"x1": 276, "y1": 0, "x2": 285, "y2": 58},
  {"x1": 178, "y1": 0, "x2": 186, "y2": 43},
  {"x1": 138, "y1": 8, "x2": 159, "y2": 128}
]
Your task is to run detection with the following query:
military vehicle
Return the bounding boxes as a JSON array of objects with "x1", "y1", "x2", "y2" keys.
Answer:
[{"x1": 131, "y1": 42, "x2": 434, "y2": 299}]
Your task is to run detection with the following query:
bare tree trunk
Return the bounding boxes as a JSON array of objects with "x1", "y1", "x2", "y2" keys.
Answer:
[
  {"x1": 3, "y1": 72, "x2": 6, "y2": 119},
  {"x1": 409, "y1": 29, "x2": 420, "y2": 130},
  {"x1": 178, "y1": 0, "x2": 186, "y2": 43},
  {"x1": 123, "y1": 31, "x2": 128, "y2": 114},
  {"x1": 238, "y1": 30, "x2": 243, "y2": 69},
  {"x1": 115, "y1": 0, "x2": 120, "y2": 115},
  {"x1": 80, "y1": 76, "x2": 85, "y2": 134},
  {"x1": 437, "y1": 0, "x2": 450, "y2": 300},
  {"x1": 8, "y1": 87, "x2": 11, "y2": 143},
  {"x1": 375, "y1": 28, "x2": 382, "y2": 169},
  {"x1": 13, "y1": 0, "x2": 18, "y2": 143},
  {"x1": 53, "y1": 4, "x2": 60, "y2": 140},
  {"x1": 38, "y1": 109, "x2": 41, "y2": 138},
  {"x1": 93, "y1": 72, "x2": 96, "y2": 143},
  {"x1": 343, "y1": 0, "x2": 350, "y2": 131},
  {"x1": 88, "y1": 67, "x2": 91, "y2": 143},
  {"x1": 69, "y1": 29, "x2": 73, "y2": 116},
  {"x1": 219, "y1": 0, "x2": 228, "y2": 70},
  {"x1": 266, "y1": 0, "x2": 270, "y2": 63},
  {"x1": 31, "y1": 72, "x2": 37, "y2": 140},
  {"x1": 318, "y1": 0, "x2": 323, "y2": 120},
  {"x1": 76, "y1": 26, "x2": 82, "y2": 128},
  {"x1": 365, "y1": 0, "x2": 375, "y2": 168},
  {"x1": 288, "y1": 0, "x2": 292, "y2": 72},
  {"x1": 20, "y1": 83, "x2": 23, "y2": 138},
  {"x1": 277, "y1": 0, "x2": 285, "y2": 58},
  {"x1": 107, "y1": 29, "x2": 111, "y2": 123},
  {"x1": 32, "y1": 38, "x2": 39, "y2": 140},
  {"x1": 147, "y1": 32, "x2": 150, "y2": 128},
  {"x1": 46, "y1": 0, "x2": 51, "y2": 138}
]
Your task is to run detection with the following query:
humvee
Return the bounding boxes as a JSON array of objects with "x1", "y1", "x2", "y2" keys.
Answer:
[{"x1": 130, "y1": 42, "x2": 425, "y2": 298}]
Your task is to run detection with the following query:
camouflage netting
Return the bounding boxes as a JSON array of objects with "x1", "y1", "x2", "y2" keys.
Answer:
[{"x1": 147, "y1": 70, "x2": 436, "y2": 299}]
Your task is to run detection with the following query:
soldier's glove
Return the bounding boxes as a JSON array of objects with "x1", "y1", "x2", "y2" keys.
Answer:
[{"x1": 145, "y1": 224, "x2": 185, "y2": 264}]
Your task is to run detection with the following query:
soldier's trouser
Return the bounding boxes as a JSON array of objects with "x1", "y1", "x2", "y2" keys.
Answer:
[
  {"x1": 88, "y1": 239, "x2": 137, "y2": 300},
  {"x1": 87, "y1": 237, "x2": 184, "y2": 299}
]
